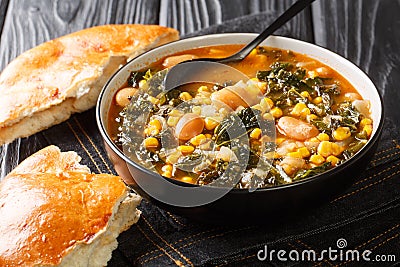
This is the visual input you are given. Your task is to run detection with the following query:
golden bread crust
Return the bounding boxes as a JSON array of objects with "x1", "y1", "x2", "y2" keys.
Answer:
[
  {"x1": 0, "y1": 24, "x2": 179, "y2": 144},
  {"x1": 0, "y1": 145, "x2": 140, "y2": 266},
  {"x1": 10, "y1": 145, "x2": 90, "y2": 175},
  {"x1": 0, "y1": 172, "x2": 127, "y2": 266}
]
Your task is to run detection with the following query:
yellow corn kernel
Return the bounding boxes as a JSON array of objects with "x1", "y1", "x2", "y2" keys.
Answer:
[
  {"x1": 300, "y1": 91, "x2": 312, "y2": 101},
  {"x1": 291, "y1": 102, "x2": 308, "y2": 116},
  {"x1": 317, "y1": 141, "x2": 342, "y2": 157},
  {"x1": 257, "y1": 82, "x2": 267, "y2": 93},
  {"x1": 297, "y1": 147, "x2": 311, "y2": 158},
  {"x1": 250, "y1": 128, "x2": 262, "y2": 139},
  {"x1": 205, "y1": 117, "x2": 219, "y2": 130},
  {"x1": 262, "y1": 112, "x2": 274, "y2": 121},
  {"x1": 192, "y1": 106, "x2": 202, "y2": 115},
  {"x1": 333, "y1": 126, "x2": 351, "y2": 141},
  {"x1": 250, "y1": 77, "x2": 259, "y2": 82},
  {"x1": 149, "y1": 119, "x2": 162, "y2": 131},
  {"x1": 309, "y1": 137, "x2": 320, "y2": 143},
  {"x1": 179, "y1": 92, "x2": 193, "y2": 101},
  {"x1": 252, "y1": 104, "x2": 263, "y2": 111},
  {"x1": 249, "y1": 48, "x2": 257, "y2": 57},
  {"x1": 168, "y1": 109, "x2": 183, "y2": 117},
  {"x1": 144, "y1": 137, "x2": 159, "y2": 148},
  {"x1": 317, "y1": 133, "x2": 330, "y2": 141},
  {"x1": 317, "y1": 141, "x2": 332, "y2": 157},
  {"x1": 264, "y1": 151, "x2": 276, "y2": 159},
  {"x1": 144, "y1": 127, "x2": 159, "y2": 136},
  {"x1": 275, "y1": 137, "x2": 286, "y2": 145},
  {"x1": 138, "y1": 79, "x2": 147, "y2": 88},
  {"x1": 190, "y1": 134, "x2": 206, "y2": 146},
  {"x1": 181, "y1": 176, "x2": 193, "y2": 183},
  {"x1": 161, "y1": 164, "x2": 173, "y2": 173},
  {"x1": 306, "y1": 114, "x2": 318, "y2": 123},
  {"x1": 261, "y1": 97, "x2": 274, "y2": 110},
  {"x1": 360, "y1": 118, "x2": 373, "y2": 128},
  {"x1": 147, "y1": 96, "x2": 159, "y2": 105},
  {"x1": 167, "y1": 116, "x2": 180, "y2": 127},
  {"x1": 363, "y1": 124, "x2": 373, "y2": 137},
  {"x1": 287, "y1": 151, "x2": 303, "y2": 158},
  {"x1": 162, "y1": 171, "x2": 172, "y2": 178},
  {"x1": 198, "y1": 85, "x2": 210, "y2": 93},
  {"x1": 270, "y1": 107, "x2": 283, "y2": 118},
  {"x1": 205, "y1": 133, "x2": 213, "y2": 139},
  {"x1": 310, "y1": 154, "x2": 325, "y2": 165},
  {"x1": 150, "y1": 128, "x2": 160, "y2": 136},
  {"x1": 272, "y1": 152, "x2": 281, "y2": 159},
  {"x1": 312, "y1": 96, "x2": 323, "y2": 105},
  {"x1": 143, "y1": 128, "x2": 150, "y2": 136},
  {"x1": 300, "y1": 107, "x2": 311, "y2": 117},
  {"x1": 326, "y1": 155, "x2": 340, "y2": 166},
  {"x1": 177, "y1": 145, "x2": 195, "y2": 155},
  {"x1": 331, "y1": 142, "x2": 342, "y2": 156}
]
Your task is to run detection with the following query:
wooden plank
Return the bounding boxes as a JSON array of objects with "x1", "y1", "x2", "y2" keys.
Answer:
[
  {"x1": 159, "y1": 0, "x2": 314, "y2": 40},
  {"x1": 312, "y1": 0, "x2": 400, "y2": 126},
  {"x1": 0, "y1": 0, "x2": 9, "y2": 33},
  {"x1": 0, "y1": 0, "x2": 161, "y2": 179}
]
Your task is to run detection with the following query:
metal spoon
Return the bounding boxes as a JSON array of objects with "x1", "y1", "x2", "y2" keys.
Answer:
[{"x1": 164, "y1": 0, "x2": 316, "y2": 91}]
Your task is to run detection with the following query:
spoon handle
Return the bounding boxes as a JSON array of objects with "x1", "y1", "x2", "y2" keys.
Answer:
[{"x1": 219, "y1": 0, "x2": 316, "y2": 63}]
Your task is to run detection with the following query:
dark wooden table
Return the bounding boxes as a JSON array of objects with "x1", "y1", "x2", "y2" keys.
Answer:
[{"x1": 0, "y1": 0, "x2": 399, "y2": 265}]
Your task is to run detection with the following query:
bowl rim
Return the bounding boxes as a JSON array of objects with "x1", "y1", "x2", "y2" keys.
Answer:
[{"x1": 96, "y1": 33, "x2": 385, "y2": 192}]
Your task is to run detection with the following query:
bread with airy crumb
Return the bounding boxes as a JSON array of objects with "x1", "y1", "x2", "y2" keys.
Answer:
[
  {"x1": 0, "y1": 145, "x2": 141, "y2": 266},
  {"x1": 0, "y1": 24, "x2": 179, "y2": 145}
]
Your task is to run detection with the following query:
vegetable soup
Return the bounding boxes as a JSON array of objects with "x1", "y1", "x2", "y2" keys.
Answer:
[{"x1": 108, "y1": 45, "x2": 373, "y2": 189}]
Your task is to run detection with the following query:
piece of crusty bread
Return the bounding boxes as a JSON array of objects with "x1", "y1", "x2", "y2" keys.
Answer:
[
  {"x1": 0, "y1": 24, "x2": 179, "y2": 145},
  {"x1": 0, "y1": 145, "x2": 141, "y2": 267}
]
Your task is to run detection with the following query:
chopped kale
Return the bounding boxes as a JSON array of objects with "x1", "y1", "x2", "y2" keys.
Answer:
[
  {"x1": 214, "y1": 108, "x2": 263, "y2": 146},
  {"x1": 336, "y1": 102, "x2": 361, "y2": 131},
  {"x1": 159, "y1": 89, "x2": 182, "y2": 106},
  {"x1": 197, "y1": 170, "x2": 220, "y2": 185},
  {"x1": 343, "y1": 140, "x2": 367, "y2": 159},
  {"x1": 176, "y1": 153, "x2": 203, "y2": 171},
  {"x1": 127, "y1": 71, "x2": 147, "y2": 87},
  {"x1": 128, "y1": 69, "x2": 155, "y2": 88},
  {"x1": 256, "y1": 62, "x2": 306, "y2": 93},
  {"x1": 312, "y1": 119, "x2": 331, "y2": 133},
  {"x1": 293, "y1": 162, "x2": 331, "y2": 180}
]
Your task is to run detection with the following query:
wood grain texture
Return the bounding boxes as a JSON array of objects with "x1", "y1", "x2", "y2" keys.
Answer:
[
  {"x1": 160, "y1": 0, "x2": 314, "y2": 39},
  {"x1": 0, "y1": 0, "x2": 9, "y2": 33},
  {"x1": 312, "y1": 0, "x2": 400, "y2": 125}
]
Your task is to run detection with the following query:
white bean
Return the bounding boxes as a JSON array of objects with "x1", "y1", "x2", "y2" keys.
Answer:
[
  {"x1": 115, "y1": 87, "x2": 137, "y2": 107},
  {"x1": 162, "y1": 54, "x2": 199, "y2": 68}
]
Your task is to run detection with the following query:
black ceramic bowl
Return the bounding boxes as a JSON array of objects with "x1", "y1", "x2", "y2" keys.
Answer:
[{"x1": 96, "y1": 34, "x2": 384, "y2": 223}]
